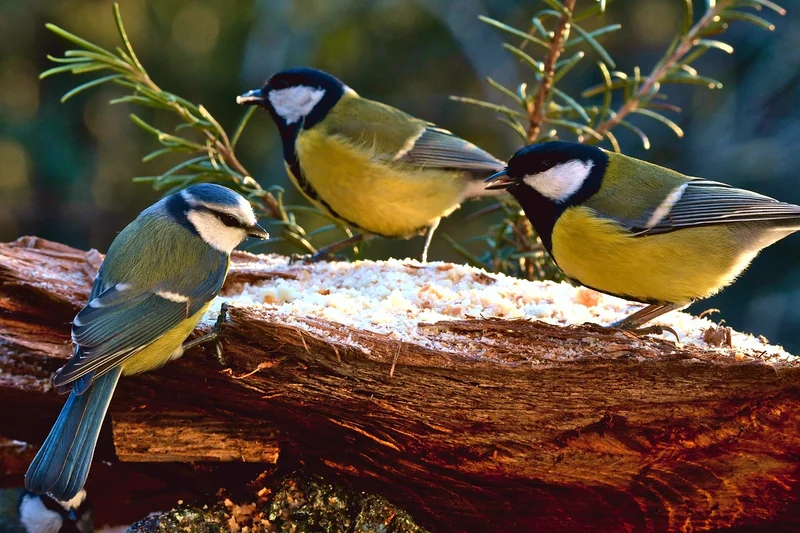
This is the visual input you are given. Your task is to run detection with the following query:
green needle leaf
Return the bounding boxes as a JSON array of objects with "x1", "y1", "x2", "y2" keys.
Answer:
[
  {"x1": 721, "y1": 10, "x2": 775, "y2": 30},
  {"x1": 231, "y1": 106, "x2": 257, "y2": 148},
  {"x1": 565, "y1": 24, "x2": 621, "y2": 47},
  {"x1": 541, "y1": 0, "x2": 570, "y2": 16},
  {"x1": 45, "y1": 23, "x2": 114, "y2": 57},
  {"x1": 695, "y1": 38, "x2": 734, "y2": 53},
  {"x1": 479, "y1": 15, "x2": 550, "y2": 49},
  {"x1": 751, "y1": 0, "x2": 786, "y2": 14},
  {"x1": 503, "y1": 43, "x2": 545, "y2": 73},
  {"x1": 617, "y1": 120, "x2": 651, "y2": 149},
  {"x1": 112, "y1": 3, "x2": 145, "y2": 73},
  {"x1": 604, "y1": 130, "x2": 621, "y2": 152},
  {"x1": 449, "y1": 96, "x2": 528, "y2": 118},
  {"x1": 632, "y1": 108, "x2": 684, "y2": 137},
  {"x1": 545, "y1": 118, "x2": 604, "y2": 140},
  {"x1": 487, "y1": 77, "x2": 525, "y2": 105},
  {"x1": 571, "y1": 23, "x2": 616, "y2": 68},
  {"x1": 551, "y1": 86, "x2": 591, "y2": 123},
  {"x1": 553, "y1": 51, "x2": 584, "y2": 83},
  {"x1": 60, "y1": 74, "x2": 123, "y2": 102},
  {"x1": 682, "y1": 0, "x2": 694, "y2": 34}
]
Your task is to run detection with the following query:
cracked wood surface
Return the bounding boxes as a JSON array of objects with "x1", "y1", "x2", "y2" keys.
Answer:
[{"x1": 1, "y1": 236, "x2": 799, "y2": 533}]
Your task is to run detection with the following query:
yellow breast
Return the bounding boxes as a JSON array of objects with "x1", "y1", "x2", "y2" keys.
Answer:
[
  {"x1": 119, "y1": 302, "x2": 212, "y2": 376},
  {"x1": 551, "y1": 207, "x2": 761, "y2": 304},
  {"x1": 293, "y1": 128, "x2": 468, "y2": 238}
]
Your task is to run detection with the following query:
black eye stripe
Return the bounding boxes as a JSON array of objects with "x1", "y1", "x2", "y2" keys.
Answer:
[{"x1": 206, "y1": 208, "x2": 243, "y2": 228}]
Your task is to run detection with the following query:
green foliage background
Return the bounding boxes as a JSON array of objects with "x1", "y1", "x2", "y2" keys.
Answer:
[{"x1": 0, "y1": 0, "x2": 798, "y2": 348}]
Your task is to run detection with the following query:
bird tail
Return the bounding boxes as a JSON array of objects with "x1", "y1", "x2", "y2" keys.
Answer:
[{"x1": 25, "y1": 368, "x2": 122, "y2": 500}]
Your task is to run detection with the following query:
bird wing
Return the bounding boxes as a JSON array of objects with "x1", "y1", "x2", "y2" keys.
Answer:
[
  {"x1": 629, "y1": 179, "x2": 800, "y2": 236},
  {"x1": 395, "y1": 127, "x2": 506, "y2": 172},
  {"x1": 325, "y1": 96, "x2": 505, "y2": 173},
  {"x1": 54, "y1": 250, "x2": 228, "y2": 391}
]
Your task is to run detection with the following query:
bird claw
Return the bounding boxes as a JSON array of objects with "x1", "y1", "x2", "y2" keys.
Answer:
[
  {"x1": 622, "y1": 324, "x2": 680, "y2": 342},
  {"x1": 181, "y1": 303, "x2": 229, "y2": 366},
  {"x1": 290, "y1": 250, "x2": 337, "y2": 264}
]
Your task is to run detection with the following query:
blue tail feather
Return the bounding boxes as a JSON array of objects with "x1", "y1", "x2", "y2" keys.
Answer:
[{"x1": 25, "y1": 368, "x2": 121, "y2": 500}]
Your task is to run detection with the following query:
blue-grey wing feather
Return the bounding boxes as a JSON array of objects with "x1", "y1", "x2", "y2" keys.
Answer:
[
  {"x1": 55, "y1": 255, "x2": 227, "y2": 391},
  {"x1": 397, "y1": 127, "x2": 505, "y2": 173},
  {"x1": 634, "y1": 180, "x2": 800, "y2": 235}
]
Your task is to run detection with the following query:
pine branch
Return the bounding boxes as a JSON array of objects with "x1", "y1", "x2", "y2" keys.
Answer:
[
  {"x1": 39, "y1": 3, "x2": 358, "y2": 256},
  {"x1": 593, "y1": 0, "x2": 774, "y2": 136},
  {"x1": 450, "y1": 0, "x2": 784, "y2": 281},
  {"x1": 528, "y1": 0, "x2": 578, "y2": 141}
]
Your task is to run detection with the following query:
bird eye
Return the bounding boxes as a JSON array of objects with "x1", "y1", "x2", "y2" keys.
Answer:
[
  {"x1": 272, "y1": 78, "x2": 289, "y2": 89},
  {"x1": 219, "y1": 213, "x2": 240, "y2": 227}
]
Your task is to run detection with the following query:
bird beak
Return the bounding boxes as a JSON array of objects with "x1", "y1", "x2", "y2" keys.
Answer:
[
  {"x1": 67, "y1": 510, "x2": 78, "y2": 521},
  {"x1": 484, "y1": 168, "x2": 516, "y2": 190},
  {"x1": 246, "y1": 223, "x2": 269, "y2": 239},
  {"x1": 236, "y1": 88, "x2": 265, "y2": 106}
]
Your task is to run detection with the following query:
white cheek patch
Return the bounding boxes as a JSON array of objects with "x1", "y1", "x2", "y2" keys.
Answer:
[
  {"x1": 523, "y1": 159, "x2": 594, "y2": 203},
  {"x1": 268, "y1": 86, "x2": 326, "y2": 124},
  {"x1": 235, "y1": 194, "x2": 257, "y2": 226},
  {"x1": 646, "y1": 183, "x2": 688, "y2": 228},
  {"x1": 187, "y1": 210, "x2": 246, "y2": 253},
  {"x1": 19, "y1": 495, "x2": 63, "y2": 533}
]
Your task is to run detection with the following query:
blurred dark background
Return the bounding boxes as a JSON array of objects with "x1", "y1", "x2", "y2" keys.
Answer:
[{"x1": 0, "y1": 0, "x2": 798, "y2": 350}]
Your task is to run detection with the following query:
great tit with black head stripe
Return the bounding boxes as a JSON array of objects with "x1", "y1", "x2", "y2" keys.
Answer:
[
  {"x1": 25, "y1": 184, "x2": 267, "y2": 501},
  {"x1": 237, "y1": 67, "x2": 505, "y2": 261},
  {"x1": 486, "y1": 141, "x2": 800, "y2": 332}
]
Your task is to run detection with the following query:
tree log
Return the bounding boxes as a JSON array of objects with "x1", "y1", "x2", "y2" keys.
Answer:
[{"x1": 1, "y1": 236, "x2": 799, "y2": 533}]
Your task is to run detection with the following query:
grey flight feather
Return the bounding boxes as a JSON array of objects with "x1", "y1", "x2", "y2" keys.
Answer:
[
  {"x1": 54, "y1": 257, "x2": 227, "y2": 391},
  {"x1": 397, "y1": 127, "x2": 505, "y2": 174},
  {"x1": 633, "y1": 179, "x2": 800, "y2": 236},
  {"x1": 25, "y1": 368, "x2": 121, "y2": 500}
]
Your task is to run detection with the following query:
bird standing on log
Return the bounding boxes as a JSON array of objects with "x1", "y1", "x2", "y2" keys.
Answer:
[
  {"x1": 25, "y1": 184, "x2": 268, "y2": 500},
  {"x1": 486, "y1": 141, "x2": 800, "y2": 333},
  {"x1": 237, "y1": 67, "x2": 505, "y2": 261}
]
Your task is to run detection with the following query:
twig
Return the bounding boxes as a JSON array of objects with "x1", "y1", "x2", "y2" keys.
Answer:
[
  {"x1": 527, "y1": 0, "x2": 578, "y2": 142},
  {"x1": 595, "y1": 0, "x2": 728, "y2": 136}
]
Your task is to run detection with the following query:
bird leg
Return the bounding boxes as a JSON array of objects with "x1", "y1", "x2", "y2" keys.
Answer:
[
  {"x1": 610, "y1": 302, "x2": 683, "y2": 341},
  {"x1": 182, "y1": 303, "x2": 229, "y2": 366},
  {"x1": 420, "y1": 217, "x2": 441, "y2": 263},
  {"x1": 296, "y1": 233, "x2": 365, "y2": 263}
]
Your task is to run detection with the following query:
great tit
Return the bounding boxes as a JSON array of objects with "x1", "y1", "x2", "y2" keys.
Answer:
[
  {"x1": 0, "y1": 489, "x2": 92, "y2": 533},
  {"x1": 237, "y1": 67, "x2": 505, "y2": 261},
  {"x1": 25, "y1": 184, "x2": 268, "y2": 501},
  {"x1": 486, "y1": 141, "x2": 800, "y2": 330}
]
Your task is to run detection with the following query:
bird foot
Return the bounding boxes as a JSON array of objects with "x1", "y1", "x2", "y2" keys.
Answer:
[
  {"x1": 289, "y1": 250, "x2": 339, "y2": 264},
  {"x1": 182, "y1": 303, "x2": 229, "y2": 366},
  {"x1": 621, "y1": 324, "x2": 680, "y2": 342}
]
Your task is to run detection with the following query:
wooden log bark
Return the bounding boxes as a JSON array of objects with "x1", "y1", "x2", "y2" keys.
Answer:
[{"x1": 1, "y1": 236, "x2": 800, "y2": 533}]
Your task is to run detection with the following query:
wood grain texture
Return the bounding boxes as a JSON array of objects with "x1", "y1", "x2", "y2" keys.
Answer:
[{"x1": 1, "y1": 236, "x2": 799, "y2": 533}]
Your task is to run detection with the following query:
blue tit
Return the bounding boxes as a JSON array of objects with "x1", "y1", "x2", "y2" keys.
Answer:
[
  {"x1": 0, "y1": 489, "x2": 92, "y2": 533},
  {"x1": 25, "y1": 184, "x2": 268, "y2": 501},
  {"x1": 237, "y1": 67, "x2": 505, "y2": 261},
  {"x1": 486, "y1": 141, "x2": 800, "y2": 330}
]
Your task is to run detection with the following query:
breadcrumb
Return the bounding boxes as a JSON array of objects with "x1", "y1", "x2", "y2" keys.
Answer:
[{"x1": 204, "y1": 256, "x2": 794, "y2": 362}]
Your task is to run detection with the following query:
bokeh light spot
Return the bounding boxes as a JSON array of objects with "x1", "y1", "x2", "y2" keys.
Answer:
[
  {"x1": 631, "y1": 0, "x2": 680, "y2": 46},
  {"x1": 0, "y1": 140, "x2": 32, "y2": 217},
  {"x1": 0, "y1": 58, "x2": 39, "y2": 122},
  {"x1": 172, "y1": 4, "x2": 220, "y2": 55}
]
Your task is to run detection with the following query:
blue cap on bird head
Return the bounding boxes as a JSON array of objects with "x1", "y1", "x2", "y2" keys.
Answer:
[{"x1": 183, "y1": 183, "x2": 252, "y2": 209}]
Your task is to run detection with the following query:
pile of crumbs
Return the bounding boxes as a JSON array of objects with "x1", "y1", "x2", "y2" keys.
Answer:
[{"x1": 202, "y1": 255, "x2": 794, "y2": 362}]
